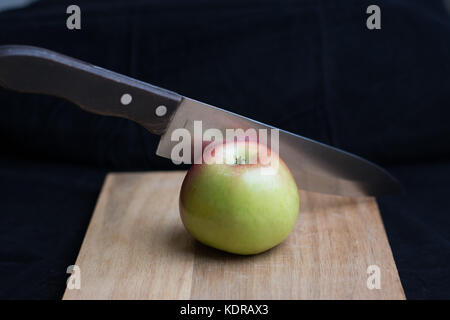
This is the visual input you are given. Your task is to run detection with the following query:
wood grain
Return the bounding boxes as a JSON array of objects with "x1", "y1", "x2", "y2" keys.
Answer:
[{"x1": 63, "y1": 171, "x2": 405, "y2": 300}]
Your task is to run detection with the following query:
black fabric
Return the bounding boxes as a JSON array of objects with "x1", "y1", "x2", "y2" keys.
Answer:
[
  {"x1": 0, "y1": 156, "x2": 106, "y2": 299},
  {"x1": 0, "y1": 0, "x2": 449, "y2": 299},
  {"x1": 378, "y1": 162, "x2": 450, "y2": 299}
]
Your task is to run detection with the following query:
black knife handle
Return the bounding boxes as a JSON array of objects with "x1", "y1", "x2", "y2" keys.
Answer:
[{"x1": 0, "y1": 45, "x2": 182, "y2": 135}]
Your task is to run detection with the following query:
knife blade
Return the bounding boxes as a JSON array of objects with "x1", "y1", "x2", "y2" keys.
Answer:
[{"x1": 0, "y1": 45, "x2": 401, "y2": 197}]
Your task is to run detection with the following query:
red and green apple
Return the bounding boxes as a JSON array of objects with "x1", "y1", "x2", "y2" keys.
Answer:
[{"x1": 179, "y1": 140, "x2": 299, "y2": 255}]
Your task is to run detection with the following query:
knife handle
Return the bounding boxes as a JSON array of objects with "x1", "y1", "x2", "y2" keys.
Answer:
[{"x1": 0, "y1": 45, "x2": 182, "y2": 135}]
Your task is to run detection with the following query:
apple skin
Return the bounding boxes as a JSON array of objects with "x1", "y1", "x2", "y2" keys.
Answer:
[{"x1": 179, "y1": 141, "x2": 299, "y2": 255}]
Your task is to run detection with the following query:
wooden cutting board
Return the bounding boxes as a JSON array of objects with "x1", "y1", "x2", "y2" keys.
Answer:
[{"x1": 63, "y1": 171, "x2": 405, "y2": 300}]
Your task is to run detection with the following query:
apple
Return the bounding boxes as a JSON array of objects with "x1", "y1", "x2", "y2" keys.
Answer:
[{"x1": 179, "y1": 140, "x2": 299, "y2": 255}]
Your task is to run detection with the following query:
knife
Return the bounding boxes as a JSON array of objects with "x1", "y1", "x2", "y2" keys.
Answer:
[{"x1": 0, "y1": 45, "x2": 401, "y2": 197}]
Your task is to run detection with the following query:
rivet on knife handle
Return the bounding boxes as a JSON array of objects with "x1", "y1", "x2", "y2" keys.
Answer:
[{"x1": 0, "y1": 45, "x2": 182, "y2": 135}]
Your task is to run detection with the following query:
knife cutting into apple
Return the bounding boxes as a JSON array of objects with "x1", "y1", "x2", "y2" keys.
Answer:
[
  {"x1": 0, "y1": 45, "x2": 403, "y2": 255},
  {"x1": 0, "y1": 45, "x2": 400, "y2": 198}
]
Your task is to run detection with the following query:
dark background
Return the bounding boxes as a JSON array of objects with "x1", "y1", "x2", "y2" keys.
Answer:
[{"x1": 0, "y1": 0, "x2": 449, "y2": 299}]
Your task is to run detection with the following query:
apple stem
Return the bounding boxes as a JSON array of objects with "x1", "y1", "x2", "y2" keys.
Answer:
[{"x1": 234, "y1": 155, "x2": 249, "y2": 165}]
